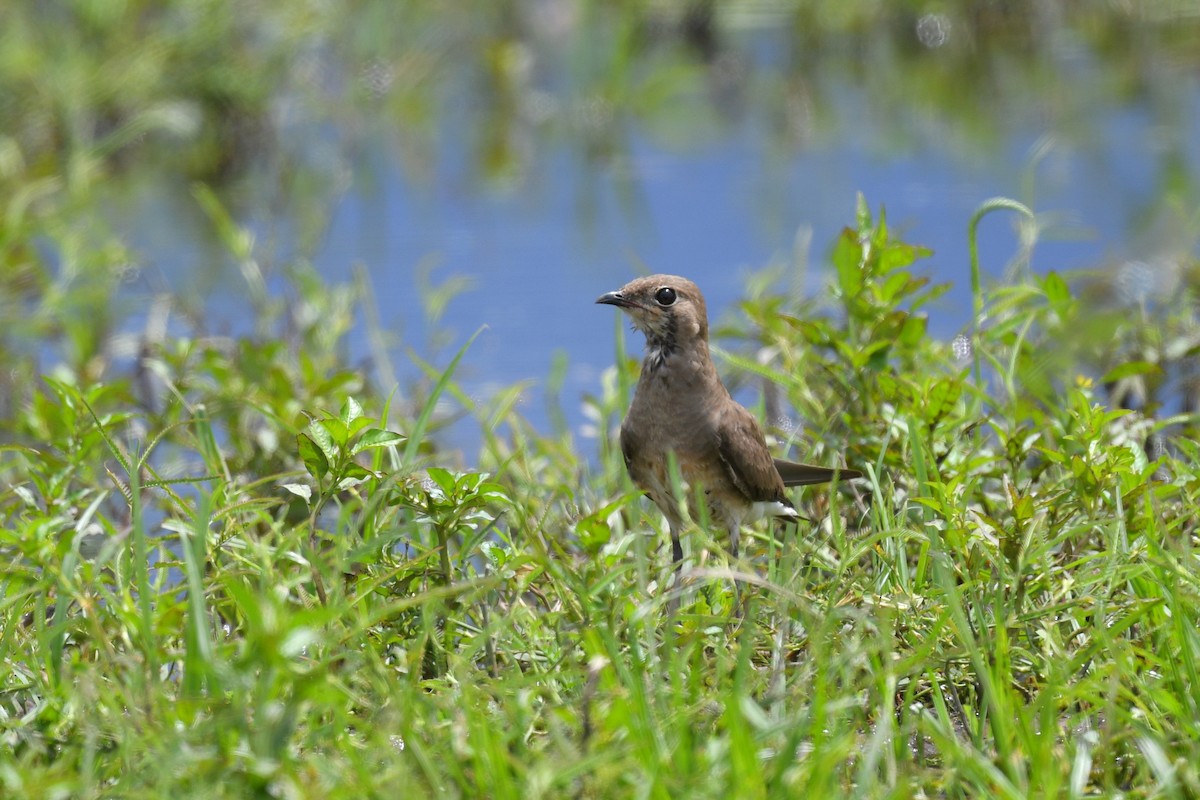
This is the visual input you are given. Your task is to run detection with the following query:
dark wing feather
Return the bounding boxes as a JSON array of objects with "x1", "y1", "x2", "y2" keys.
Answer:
[
  {"x1": 618, "y1": 420, "x2": 644, "y2": 483},
  {"x1": 714, "y1": 405, "x2": 788, "y2": 502},
  {"x1": 773, "y1": 458, "x2": 862, "y2": 487}
]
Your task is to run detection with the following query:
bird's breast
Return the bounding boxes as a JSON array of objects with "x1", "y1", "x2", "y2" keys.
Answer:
[
  {"x1": 621, "y1": 375, "x2": 728, "y2": 511},
  {"x1": 624, "y1": 370, "x2": 717, "y2": 456}
]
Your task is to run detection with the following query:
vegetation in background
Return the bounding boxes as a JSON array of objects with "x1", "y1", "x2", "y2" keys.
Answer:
[{"x1": 3, "y1": 1, "x2": 1200, "y2": 797}]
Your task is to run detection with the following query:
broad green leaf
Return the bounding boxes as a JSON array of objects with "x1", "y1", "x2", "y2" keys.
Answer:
[
  {"x1": 926, "y1": 378, "x2": 962, "y2": 422},
  {"x1": 576, "y1": 514, "x2": 612, "y2": 554},
  {"x1": 456, "y1": 472, "x2": 484, "y2": 493},
  {"x1": 1042, "y1": 270, "x2": 1071, "y2": 306},
  {"x1": 320, "y1": 417, "x2": 349, "y2": 448},
  {"x1": 341, "y1": 463, "x2": 373, "y2": 482},
  {"x1": 348, "y1": 415, "x2": 375, "y2": 438},
  {"x1": 306, "y1": 419, "x2": 338, "y2": 461},
  {"x1": 351, "y1": 428, "x2": 406, "y2": 455},
  {"x1": 340, "y1": 396, "x2": 364, "y2": 425},
  {"x1": 879, "y1": 242, "x2": 933, "y2": 273},
  {"x1": 479, "y1": 540, "x2": 508, "y2": 569},
  {"x1": 426, "y1": 467, "x2": 457, "y2": 496},
  {"x1": 479, "y1": 482, "x2": 510, "y2": 504},
  {"x1": 297, "y1": 433, "x2": 329, "y2": 480}
]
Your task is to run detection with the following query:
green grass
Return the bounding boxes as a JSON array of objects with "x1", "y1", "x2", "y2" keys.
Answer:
[{"x1": 3, "y1": 191, "x2": 1200, "y2": 798}]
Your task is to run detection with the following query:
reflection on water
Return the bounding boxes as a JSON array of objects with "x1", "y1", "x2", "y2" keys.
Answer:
[{"x1": 5, "y1": 1, "x2": 1200, "y2": 452}]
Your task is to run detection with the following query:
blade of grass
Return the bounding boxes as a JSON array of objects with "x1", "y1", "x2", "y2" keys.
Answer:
[{"x1": 402, "y1": 325, "x2": 486, "y2": 467}]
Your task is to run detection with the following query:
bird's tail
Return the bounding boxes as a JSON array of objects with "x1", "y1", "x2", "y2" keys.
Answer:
[{"x1": 773, "y1": 458, "x2": 862, "y2": 486}]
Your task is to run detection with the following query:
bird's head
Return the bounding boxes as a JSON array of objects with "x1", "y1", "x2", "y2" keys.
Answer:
[{"x1": 596, "y1": 275, "x2": 709, "y2": 353}]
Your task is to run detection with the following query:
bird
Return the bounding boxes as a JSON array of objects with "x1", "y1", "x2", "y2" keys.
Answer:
[{"x1": 596, "y1": 274, "x2": 860, "y2": 571}]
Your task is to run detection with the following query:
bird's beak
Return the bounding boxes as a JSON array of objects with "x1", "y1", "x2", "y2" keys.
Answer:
[{"x1": 595, "y1": 290, "x2": 635, "y2": 309}]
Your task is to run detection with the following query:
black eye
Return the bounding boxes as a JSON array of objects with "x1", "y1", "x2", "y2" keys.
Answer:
[{"x1": 654, "y1": 287, "x2": 677, "y2": 306}]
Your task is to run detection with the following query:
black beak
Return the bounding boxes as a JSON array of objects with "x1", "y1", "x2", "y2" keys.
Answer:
[{"x1": 595, "y1": 291, "x2": 633, "y2": 308}]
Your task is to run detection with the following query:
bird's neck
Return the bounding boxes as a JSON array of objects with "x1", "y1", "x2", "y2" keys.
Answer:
[
  {"x1": 642, "y1": 335, "x2": 672, "y2": 374},
  {"x1": 641, "y1": 335, "x2": 717, "y2": 382}
]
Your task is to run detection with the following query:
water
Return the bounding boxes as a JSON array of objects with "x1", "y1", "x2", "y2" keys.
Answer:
[{"x1": 94, "y1": 7, "x2": 1200, "y2": 457}]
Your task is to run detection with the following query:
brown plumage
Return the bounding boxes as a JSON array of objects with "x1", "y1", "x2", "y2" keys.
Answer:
[{"x1": 596, "y1": 274, "x2": 860, "y2": 567}]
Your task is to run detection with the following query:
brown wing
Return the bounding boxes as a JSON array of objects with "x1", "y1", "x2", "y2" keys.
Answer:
[
  {"x1": 618, "y1": 422, "x2": 636, "y2": 474},
  {"x1": 773, "y1": 458, "x2": 862, "y2": 486},
  {"x1": 618, "y1": 420, "x2": 647, "y2": 489},
  {"x1": 714, "y1": 404, "x2": 788, "y2": 503}
]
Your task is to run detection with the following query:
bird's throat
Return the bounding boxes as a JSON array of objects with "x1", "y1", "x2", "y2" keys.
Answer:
[
  {"x1": 643, "y1": 341, "x2": 674, "y2": 374},
  {"x1": 640, "y1": 318, "x2": 678, "y2": 373}
]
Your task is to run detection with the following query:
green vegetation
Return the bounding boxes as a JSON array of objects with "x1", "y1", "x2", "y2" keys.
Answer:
[
  {"x1": 4, "y1": 1, "x2": 1200, "y2": 797},
  {"x1": 4, "y1": 191, "x2": 1200, "y2": 797}
]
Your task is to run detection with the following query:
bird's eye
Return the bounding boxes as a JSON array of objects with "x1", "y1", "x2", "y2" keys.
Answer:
[{"x1": 654, "y1": 287, "x2": 677, "y2": 306}]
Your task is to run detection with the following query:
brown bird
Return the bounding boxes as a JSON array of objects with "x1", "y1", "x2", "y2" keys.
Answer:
[{"x1": 597, "y1": 274, "x2": 860, "y2": 569}]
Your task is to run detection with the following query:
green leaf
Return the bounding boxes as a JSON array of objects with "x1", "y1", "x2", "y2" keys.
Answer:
[
  {"x1": 926, "y1": 378, "x2": 962, "y2": 423},
  {"x1": 576, "y1": 514, "x2": 612, "y2": 554},
  {"x1": 866, "y1": 345, "x2": 891, "y2": 372},
  {"x1": 347, "y1": 416, "x2": 374, "y2": 440},
  {"x1": 426, "y1": 467, "x2": 457, "y2": 496},
  {"x1": 785, "y1": 316, "x2": 835, "y2": 346},
  {"x1": 1006, "y1": 482, "x2": 1033, "y2": 525},
  {"x1": 855, "y1": 192, "x2": 872, "y2": 230},
  {"x1": 479, "y1": 540, "x2": 508, "y2": 569},
  {"x1": 1036, "y1": 448, "x2": 1065, "y2": 465},
  {"x1": 456, "y1": 472, "x2": 485, "y2": 494},
  {"x1": 297, "y1": 433, "x2": 329, "y2": 480},
  {"x1": 350, "y1": 428, "x2": 406, "y2": 455},
  {"x1": 878, "y1": 270, "x2": 910, "y2": 303},
  {"x1": 340, "y1": 396, "x2": 364, "y2": 425},
  {"x1": 1101, "y1": 361, "x2": 1163, "y2": 383},
  {"x1": 831, "y1": 227, "x2": 864, "y2": 297},
  {"x1": 898, "y1": 314, "x2": 927, "y2": 347},
  {"x1": 319, "y1": 417, "x2": 349, "y2": 448},
  {"x1": 873, "y1": 204, "x2": 889, "y2": 248},
  {"x1": 341, "y1": 463, "x2": 374, "y2": 482},
  {"x1": 879, "y1": 242, "x2": 933, "y2": 273},
  {"x1": 1042, "y1": 271, "x2": 1071, "y2": 306},
  {"x1": 306, "y1": 419, "x2": 338, "y2": 460},
  {"x1": 576, "y1": 497, "x2": 631, "y2": 554},
  {"x1": 876, "y1": 309, "x2": 910, "y2": 341},
  {"x1": 478, "y1": 482, "x2": 510, "y2": 504}
]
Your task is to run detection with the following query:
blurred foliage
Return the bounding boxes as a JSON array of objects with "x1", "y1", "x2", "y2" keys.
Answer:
[{"x1": 3, "y1": 0, "x2": 1199, "y2": 192}]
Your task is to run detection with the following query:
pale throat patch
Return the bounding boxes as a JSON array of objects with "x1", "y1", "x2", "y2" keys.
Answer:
[{"x1": 645, "y1": 343, "x2": 670, "y2": 372}]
